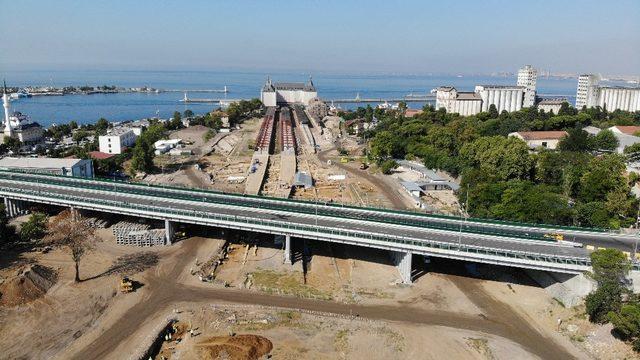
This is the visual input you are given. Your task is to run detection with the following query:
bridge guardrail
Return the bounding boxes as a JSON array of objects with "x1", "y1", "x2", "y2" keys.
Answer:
[
  {"x1": 0, "y1": 168, "x2": 607, "y2": 233},
  {"x1": 0, "y1": 170, "x2": 611, "y2": 242},
  {"x1": 0, "y1": 185, "x2": 602, "y2": 270}
]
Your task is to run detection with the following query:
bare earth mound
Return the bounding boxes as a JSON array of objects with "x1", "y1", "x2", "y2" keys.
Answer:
[
  {"x1": 196, "y1": 334, "x2": 273, "y2": 360},
  {"x1": 0, "y1": 264, "x2": 58, "y2": 307}
]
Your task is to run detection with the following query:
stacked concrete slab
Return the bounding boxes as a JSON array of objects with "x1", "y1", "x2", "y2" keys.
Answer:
[{"x1": 113, "y1": 221, "x2": 166, "y2": 246}]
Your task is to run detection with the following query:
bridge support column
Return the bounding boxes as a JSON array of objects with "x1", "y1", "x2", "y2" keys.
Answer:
[
  {"x1": 3, "y1": 197, "x2": 11, "y2": 218},
  {"x1": 70, "y1": 206, "x2": 80, "y2": 221},
  {"x1": 393, "y1": 251, "x2": 412, "y2": 284},
  {"x1": 164, "y1": 220, "x2": 175, "y2": 245},
  {"x1": 283, "y1": 235, "x2": 292, "y2": 265}
]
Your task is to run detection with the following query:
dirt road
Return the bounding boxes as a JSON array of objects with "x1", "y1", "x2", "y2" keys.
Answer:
[
  {"x1": 316, "y1": 148, "x2": 410, "y2": 210},
  {"x1": 70, "y1": 238, "x2": 580, "y2": 360}
]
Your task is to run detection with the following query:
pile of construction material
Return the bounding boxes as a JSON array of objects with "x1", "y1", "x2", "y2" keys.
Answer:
[
  {"x1": 84, "y1": 217, "x2": 110, "y2": 229},
  {"x1": 113, "y1": 221, "x2": 166, "y2": 247}
]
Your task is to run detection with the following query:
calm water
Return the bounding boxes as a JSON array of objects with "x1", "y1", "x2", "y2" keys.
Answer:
[{"x1": 4, "y1": 70, "x2": 582, "y2": 127}]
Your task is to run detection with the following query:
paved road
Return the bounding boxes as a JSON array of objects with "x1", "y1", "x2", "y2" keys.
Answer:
[
  {"x1": 70, "y1": 237, "x2": 580, "y2": 360},
  {"x1": 0, "y1": 177, "x2": 591, "y2": 261}
]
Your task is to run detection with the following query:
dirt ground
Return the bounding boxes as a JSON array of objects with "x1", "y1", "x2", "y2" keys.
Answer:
[{"x1": 1, "y1": 212, "x2": 638, "y2": 359}]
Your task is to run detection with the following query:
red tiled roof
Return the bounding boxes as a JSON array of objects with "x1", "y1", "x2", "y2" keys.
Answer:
[
  {"x1": 515, "y1": 131, "x2": 568, "y2": 140},
  {"x1": 404, "y1": 109, "x2": 423, "y2": 117},
  {"x1": 613, "y1": 126, "x2": 640, "y2": 135},
  {"x1": 89, "y1": 151, "x2": 115, "y2": 160}
]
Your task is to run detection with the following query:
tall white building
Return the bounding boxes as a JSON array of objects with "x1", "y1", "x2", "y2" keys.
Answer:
[
  {"x1": 575, "y1": 74, "x2": 640, "y2": 111},
  {"x1": 575, "y1": 74, "x2": 600, "y2": 109},
  {"x1": 517, "y1": 65, "x2": 537, "y2": 107},
  {"x1": 98, "y1": 128, "x2": 137, "y2": 154},
  {"x1": 260, "y1": 77, "x2": 317, "y2": 107},
  {"x1": 475, "y1": 85, "x2": 526, "y2": 113}
]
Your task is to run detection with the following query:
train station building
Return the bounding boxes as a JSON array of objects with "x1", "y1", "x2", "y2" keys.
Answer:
[{"x1": 260, "y1": 76, "x2": 317, "y2": 107}]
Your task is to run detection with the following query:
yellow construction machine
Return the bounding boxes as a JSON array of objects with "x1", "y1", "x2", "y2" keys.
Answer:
[{"x1": 119, "y1": 276, "x2": 134, "y2": 293}]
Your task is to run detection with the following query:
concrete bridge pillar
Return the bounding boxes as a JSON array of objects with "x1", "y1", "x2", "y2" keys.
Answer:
[
  {"x1": 164, "y1": 219, "x2": 175, "y2": 245},
  {"x1": 394, "y1": 251, "x2": 412, "y2": 284},
  {"x1": 3, "y1": 198, "x2": 24, "y2": 218},
  {"x1": 70, "y1": 206, "x2": 80, "y2": 221},
  {"x1": 283, "y1": 234, "x2": 292, "y2": 265}
]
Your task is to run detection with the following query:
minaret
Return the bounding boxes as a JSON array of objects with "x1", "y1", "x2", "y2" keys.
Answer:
[{"x1": 2, "y1": 80, "x2": 12, "y2": 137}]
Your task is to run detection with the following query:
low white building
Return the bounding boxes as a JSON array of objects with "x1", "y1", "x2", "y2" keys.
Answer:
[
  {"x1": 434, "y1": 87, "x2": 483, "y2": 116},
  {"x1": 0, "y1": 157, "x2": 94, "y2": 177},
  {"x1": 607, "y1": 126, "x2": 640, "y2": 153},
  {"x1": 260, "y1": 77, "x2": 317, "y2": 107},
  {"x1": 99, "y1": 128, "x2": 137, "y2": 155},
  {"x1": 537, "y1": 98, "x2": 567, "y2": 114},
  {"x1": 509, "y1": 131, "x2": 568, "y2": 150},
  {"x1": 154, "y1": 138, "x2": 182, "y2": 154}
]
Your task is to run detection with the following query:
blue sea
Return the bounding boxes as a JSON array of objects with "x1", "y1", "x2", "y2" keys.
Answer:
[{"x1": 4, "y1": 70, "x2": 583, "y2": 127}]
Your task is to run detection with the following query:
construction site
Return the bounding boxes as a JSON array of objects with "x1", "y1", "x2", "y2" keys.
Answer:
[{"x1": 1, "y1": 98, "x2": 637, "y2": 360}]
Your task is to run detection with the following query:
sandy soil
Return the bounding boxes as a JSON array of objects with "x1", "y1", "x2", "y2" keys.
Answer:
[{"x1": 1, "y1": 214, "x2": 635, "y2": 359}]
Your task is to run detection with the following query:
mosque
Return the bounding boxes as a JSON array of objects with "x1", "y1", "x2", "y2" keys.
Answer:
[{"x1": 2, "y1": 82, "x2": 44, "y2": 146}]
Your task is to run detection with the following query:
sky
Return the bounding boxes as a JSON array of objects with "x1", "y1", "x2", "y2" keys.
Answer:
[{"x1": 1, "y1": 0, "x2": 639, "y2": 76}]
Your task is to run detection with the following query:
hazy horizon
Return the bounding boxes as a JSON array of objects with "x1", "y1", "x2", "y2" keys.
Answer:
[{"x1": 1, "y1": 0, "x2": 639, "y2": 77}]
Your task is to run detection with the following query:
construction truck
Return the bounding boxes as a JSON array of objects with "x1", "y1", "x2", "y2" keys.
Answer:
[{"x1": 120, "y1": 277, "x2": 134, "y2": 293}]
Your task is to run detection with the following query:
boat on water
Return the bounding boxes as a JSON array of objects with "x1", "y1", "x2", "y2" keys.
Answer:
[{"x1": 9, "y1": 90, "x2": 31, "y2": 100}]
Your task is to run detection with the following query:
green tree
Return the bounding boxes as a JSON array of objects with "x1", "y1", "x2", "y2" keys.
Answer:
[
  {"x1": 95, "y1": 118, "x2": 110, "y2": 136},
  {"x1": 69, "y1": 120, "x2": 78, "y2": 130},
  {"x1": 488, "y1": 104, "x2": 499, "y2": 118},
  {"x1": 608, "y1": 303, "x2": 640, "y2": 342},
  {"x1": 20, "y1": 212, "x2": 48, "y2": 242},
  {"x1": 624, "y1": 142, "x2": 640, "y2": 155},
  {"x1": 459, "y1": 136, "x2": 532, "y2": 181},
  {"x1": 489, "y1": 181, "x2": 573, "y2": 224},
  {"x1": 380, "y1": 159, "x2": 398, "y2": 174},
  {"x1": 130, "y1": 140, "x2": 153, "y2": 174},
  {"x1": 579, "y1": 154, "x2": 628, "y2": 203},
  {"x1": 558, "y1": 128, "x2": 591, "y2": 152},
  {"x1": 183, "y1": 109, "x2": 194, "y2": 118},
  {"x1": 592, "y1": 129, "x2": 619, "y2": 151},
  {"x1": 3, "y1": 136, "x2": 22, "y2": 153},
  {"x1": 585, "y1": 249, "x2": 631, "y2": 323}
]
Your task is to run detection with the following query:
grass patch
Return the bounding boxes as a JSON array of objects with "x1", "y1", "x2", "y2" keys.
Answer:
[
  {"x1": 250, "y1": 270, "x2": 332, "y2": 300},
  {"x1": 334, "y1": 329, "x2": 350, "y2": 353}
]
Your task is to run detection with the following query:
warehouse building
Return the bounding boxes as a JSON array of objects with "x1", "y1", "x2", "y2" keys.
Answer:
[{"x1": 0, "y1": 157, "x2": 94, "y2": 177}]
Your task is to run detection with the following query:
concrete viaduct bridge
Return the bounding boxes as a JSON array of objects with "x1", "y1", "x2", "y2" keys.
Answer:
[{"x1": 1, "y1": 170, "x2": 638, "y2": 286}]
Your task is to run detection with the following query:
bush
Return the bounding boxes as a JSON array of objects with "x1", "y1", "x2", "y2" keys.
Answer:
[
  {"x1": 20, "y1": 212, "x2": 48, "y2": 242},
  {"x1": 380, "y1": 159, "x2": 398, "y2": 175}
]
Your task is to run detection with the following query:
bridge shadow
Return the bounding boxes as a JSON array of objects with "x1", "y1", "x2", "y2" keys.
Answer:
[{"x1": 423, "y1": 256, "x2": 540, "y2": 288}]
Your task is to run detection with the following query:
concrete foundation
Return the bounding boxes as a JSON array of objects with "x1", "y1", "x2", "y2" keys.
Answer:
[
  {"x1": 393, "y1": 250, "x2": 412, "y2": 284},
  {"x1": 526, "y1": 270, "x2": 596, "y2": 307}
]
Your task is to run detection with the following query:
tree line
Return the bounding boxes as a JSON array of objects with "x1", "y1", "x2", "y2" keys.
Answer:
[{"x1": 366, "y1": 104, "x2": 640, "y2": 228}]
